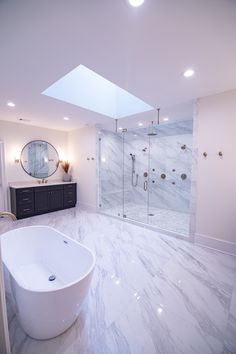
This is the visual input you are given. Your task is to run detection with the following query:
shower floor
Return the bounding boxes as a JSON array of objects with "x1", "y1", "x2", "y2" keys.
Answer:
[{"x1": 102, "y1": 203, "x2": 190, "y2": 236}]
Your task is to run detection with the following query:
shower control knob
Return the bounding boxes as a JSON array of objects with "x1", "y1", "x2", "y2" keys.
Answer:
[
  {"x1": 172, "y1": 182, "x2": 175, "y2": 185},
  {"x1": 152, "y1": 180, "x2": 155, "y2": 183},
  {"x1": 143, "y1": 172, "x2": 148, "y2": 177},
  {"x1": 181, "y1": 173, "x2": 187, "y2": 180},
  {"x1": 152, "y1": 168, "x2": 155, "y2": 172},
  {"x1": 161, "y1": 173, "x2": 166, "y2": 179}
]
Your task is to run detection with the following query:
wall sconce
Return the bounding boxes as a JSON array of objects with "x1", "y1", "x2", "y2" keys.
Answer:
[{"x1": 11, "y1": 147, "x2": 21, "y2": 163}]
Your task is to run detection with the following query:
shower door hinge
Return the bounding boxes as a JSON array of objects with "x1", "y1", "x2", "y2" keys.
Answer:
[
  {"x1": 99, "y1": 138, "x2": 102, "y2": 141},
  {"x1": 99, "y1": 204, "x2": 102, "y2": 207},
  {"x1": 123, "y1": 214, "x2": 127, "y2": 218}
]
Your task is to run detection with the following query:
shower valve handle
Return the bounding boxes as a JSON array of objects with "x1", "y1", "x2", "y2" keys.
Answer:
[{"x1": 144, "y1": 180, "x2": 148, "y2": 191}]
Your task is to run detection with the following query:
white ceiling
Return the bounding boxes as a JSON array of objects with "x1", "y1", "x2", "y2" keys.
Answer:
[{"x1": 0, "y1": 0, "x2": 236, "y2": 132}]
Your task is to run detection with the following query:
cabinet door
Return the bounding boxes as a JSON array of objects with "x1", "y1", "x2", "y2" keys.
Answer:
[
  {"x1": 49, "y1": 190, "x2": 63, "y2": 211},
  {"x1": 35, "y1": 190, "x2": 49, "y2": 213}
]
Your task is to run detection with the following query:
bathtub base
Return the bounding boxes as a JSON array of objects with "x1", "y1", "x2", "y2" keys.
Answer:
[
  {"x1": 1, "y1": 226, "x2": 95, "y2": 341},
  {"x1": 14, "y1": 270, "x2": 93, "y2": 340}
]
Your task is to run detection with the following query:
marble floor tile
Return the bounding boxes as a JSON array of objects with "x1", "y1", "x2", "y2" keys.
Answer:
[
  {"x1": 223, "y1": 283, "x2": 236, "y2": 353},
  {"x1": 0, "y1": 208, "x2": 236, "y2": 354},
  {"x1": 102, "y1": 203, "x2": 190, "y2": 235}
]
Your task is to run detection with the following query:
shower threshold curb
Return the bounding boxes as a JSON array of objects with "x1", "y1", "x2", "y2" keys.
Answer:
[{"x1": 98, "y1": 210, "x2": 193, "y2": 242}]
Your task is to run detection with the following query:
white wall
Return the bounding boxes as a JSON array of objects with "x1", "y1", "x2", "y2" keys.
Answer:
[
  {"x1": 0, "y1": 120, "x2": 68, "y2": 184},
  {"x1": 68, "y1": 126, "x2": 97, "y2": 210},
  {"x1": 0, "y1": 120, "x2": 97, "y2": 211},
  {"x1": 195, "y1": 89, "x2": 236, "y2": 254}
]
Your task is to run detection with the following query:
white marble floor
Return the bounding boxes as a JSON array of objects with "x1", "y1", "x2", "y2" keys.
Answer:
[
  {"x1": 1, "y1": 208, "x2": 236, "y2": 354},
  {"x1": 102, "y1": 203, "x2": 190, "y2": 235}
]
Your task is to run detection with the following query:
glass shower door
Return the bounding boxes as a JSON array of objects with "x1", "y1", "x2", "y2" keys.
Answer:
[
  {"x1": 123, "y1": 130, "x2": 149, "y2": 224},
  {"x1": 148, "y1": 122, "x2": 192, "y2": 235}
]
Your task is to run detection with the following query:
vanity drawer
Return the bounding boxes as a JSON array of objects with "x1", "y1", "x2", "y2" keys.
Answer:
[
  {"x1": 64, "y1": 183, "x2": 76, "y2": 192},
  {"x1": 63, "y1": 189, "x2": 75, "y2": 198},
  {"x1": 16, "y1": 188, "x2": 33, "y2": 200},
  {"x1": 16, "y1": 192, "x2": 34, "y2": 205},
  {"x1": 17, "y1": 203, "x2": 34, "y2": 218},
  {"x1": 64, "y1": 197, "x2": 76, "y2": 208},
  {"x1": 16, "y1": 188, "x2": 33, "y2": 195}
]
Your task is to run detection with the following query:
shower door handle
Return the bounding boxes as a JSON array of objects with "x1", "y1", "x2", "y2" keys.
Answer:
[{"x1": 144, "y1": 180, "x2": 148, "y2": 191}]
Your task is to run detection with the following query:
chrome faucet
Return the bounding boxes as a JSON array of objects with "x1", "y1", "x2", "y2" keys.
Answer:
[
  {"x1": 0, "y1": 211, "x2": 17, "y2": 221},
  {"x1": 38, "y1": 178, "x2": 48, "y2": 184}
]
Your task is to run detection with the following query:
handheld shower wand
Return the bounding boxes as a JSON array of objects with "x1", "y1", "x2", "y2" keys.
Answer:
[{"x1": 130, "y1": 154, "x2": 139, "y2": 187}]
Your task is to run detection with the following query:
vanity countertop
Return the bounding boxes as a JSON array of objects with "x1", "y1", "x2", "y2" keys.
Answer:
[{"x1": 9, "y1": 180, "x2": 77, "y2": 189}]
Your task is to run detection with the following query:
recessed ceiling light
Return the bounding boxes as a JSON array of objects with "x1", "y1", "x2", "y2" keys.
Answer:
[
  {"x1": 183, "y1": 69, "x2": 195, "y2": 78},
  {"x1": 138, "y1": 123, "x2": 143, "y2": 126},
  {"x1": 163, "y1": 117, "x2": 169, "y2": 121},
  {"x1": 7, "y1": 101, "x2": 15, "y2": 107},
  {"x1": 128, "y1": 0, "x2": 144, "y2": 7},
  {"x1": 63, "y1": 116, "x2": 69, "y2": 120}
]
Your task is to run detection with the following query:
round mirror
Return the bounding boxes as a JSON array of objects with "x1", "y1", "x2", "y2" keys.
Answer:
[{"x1": 20, "y1": 140, "x2": 59, "y2": 178}]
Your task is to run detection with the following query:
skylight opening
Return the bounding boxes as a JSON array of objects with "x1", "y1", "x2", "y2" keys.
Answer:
[{"x1": 42, "y1": 65, "x2": 153, "y2": 119}]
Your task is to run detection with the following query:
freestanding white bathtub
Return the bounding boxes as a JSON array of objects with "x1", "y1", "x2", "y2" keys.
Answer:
[{"x1": 1, "y1": 225, "x2": 95, "y2": 340}]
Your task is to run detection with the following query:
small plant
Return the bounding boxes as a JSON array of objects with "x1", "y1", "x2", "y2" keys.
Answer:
[{"x1": 61, "y1": 161, "x2": 70, "y2": 173}]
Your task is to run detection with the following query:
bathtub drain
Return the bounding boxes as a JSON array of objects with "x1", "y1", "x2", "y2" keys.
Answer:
[{"x1": 48, "y1": 275, "x2": 56, "y2": 282}]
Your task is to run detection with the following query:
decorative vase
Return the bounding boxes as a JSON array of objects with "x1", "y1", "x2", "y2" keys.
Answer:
[{"x1": 62, "y1": 172, "x2": 72, "y2": 182}]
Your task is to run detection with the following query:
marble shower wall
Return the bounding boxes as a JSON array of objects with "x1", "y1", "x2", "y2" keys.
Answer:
[
  {"x1": 99, "y1": 131, "x2": 123, "y2": 213},
  {"x1": 99, "y1": 120, "x2": 193, "y2": 215}
]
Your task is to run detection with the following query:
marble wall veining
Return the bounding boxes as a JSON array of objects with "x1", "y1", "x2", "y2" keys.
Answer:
[
  {"x1": 99, "y1": 131, "x2": 123, "y2": 212},
  {"x1": 99, "y1": 120, "x2": 193, "y2": 233}
]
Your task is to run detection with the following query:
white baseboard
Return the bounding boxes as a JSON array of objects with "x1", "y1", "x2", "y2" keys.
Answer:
[
  {"x1": 195, "y1": 233, "x2": 236, "y2": 257},
  {"x1": 78, "y1": 203, "x2": 97, "y2": 213}
]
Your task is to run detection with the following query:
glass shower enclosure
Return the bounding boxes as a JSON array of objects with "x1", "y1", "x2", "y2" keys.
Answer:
[{"x1": 98, "y1": 120, "x2": 193, "y2": 237}]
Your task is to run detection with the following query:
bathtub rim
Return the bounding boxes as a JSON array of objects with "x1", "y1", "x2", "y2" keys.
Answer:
[{"x1": 1, "y1": 225, "x2": 96, "y2": 293}]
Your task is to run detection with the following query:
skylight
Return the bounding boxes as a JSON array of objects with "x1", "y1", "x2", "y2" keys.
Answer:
[{"x1": 42, "y1": 65, "x2": 153, "y2": 119}]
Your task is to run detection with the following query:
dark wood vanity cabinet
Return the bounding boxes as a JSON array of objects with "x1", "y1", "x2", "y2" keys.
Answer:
[
  {"x1": 34, "y1": 186, "x2": 64, "y2": 213},
  {"x1": 10, "y1": 183, "x2": 77, "y2": 219}
]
